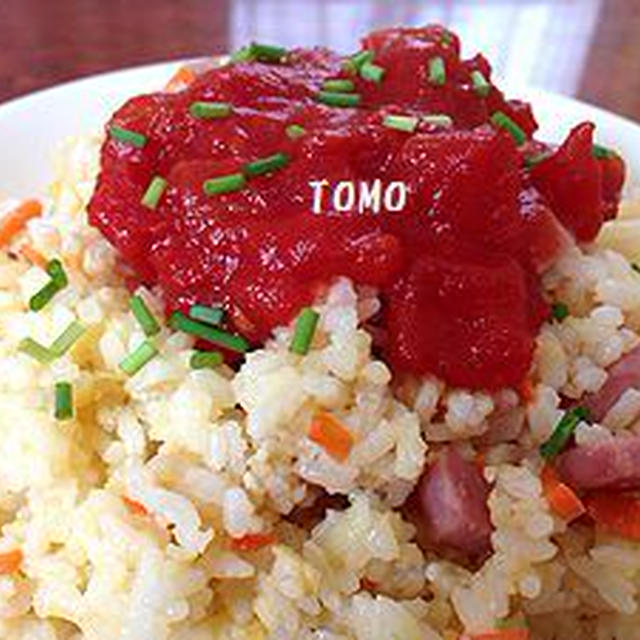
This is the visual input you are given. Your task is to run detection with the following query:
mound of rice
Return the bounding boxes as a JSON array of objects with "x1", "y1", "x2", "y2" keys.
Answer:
[{"x1": 1, "y1": 134, "x2": 640, "y2": 640}]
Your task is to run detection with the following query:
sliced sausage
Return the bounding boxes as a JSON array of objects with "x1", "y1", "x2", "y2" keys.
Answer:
[{"x1": 556, "y1": 435, "x2": 640, "y2": 491}]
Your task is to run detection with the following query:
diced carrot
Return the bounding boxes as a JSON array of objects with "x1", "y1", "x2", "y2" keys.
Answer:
[
  {"x1": 584, "y1": 491, "x2": 640, "y2": 540},
  {"x1": 229, "y1": 532, "x2": 276, "y2": 552},
  {"x1": 519, "y1": 377, "x2": 534, "y2": 404},
  {"x1": 461, "y1": 630, "x2": 529, "y2": 640},
  {"x1": 19, "y1": 244, "x2": 48, "y2": 270},
  {"x1": 0, "y1": 549, "x2": 23, "y2": 574},
  {"x1": 122, "y1": 495, "x2": 149, "y2": 516},
  {"x1": 475, "y1": 451, "x2": 487, "y2": 471},
  {"x1": 0, "y1": 200, "x2": 42, "y2": 247},
  {"x1": 165, "y1": 66, "x2": 196, "y2": 91},
  {"x1": 308, "y1": 411, "x2": 354, "y2": 462},
  {"x1": 541, "y1": 464, "x2": 586, "y2": 522},
  {"x1": 360, "y1": 577, "x2": 379, "y2": 591}
]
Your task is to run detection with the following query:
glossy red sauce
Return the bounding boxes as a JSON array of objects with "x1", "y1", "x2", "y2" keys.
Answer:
[{"x1": 88, "y1": 26, "x2": 625, "y2": 390}]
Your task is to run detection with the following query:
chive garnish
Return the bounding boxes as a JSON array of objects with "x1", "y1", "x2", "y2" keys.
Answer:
[
  {"x1": 141, "y1": 176, "x2": 168, "y2": 210},
  {"x1": 428, "y1": 56, "x2": 446, "y2": 86},
  {"x1": 189, "y1": 304, "x2": 224, "y2": 326},
  {"x1": 551, "y1": 302, "x2": 569, "y2": 322},
  {"x1": 49, "y1": 321, "x2": 85, "y2": 357},
  {"x1": 29, "y1": 280, "x2": 61, "y2": 312},
  {"x1": 189, "y1": 101, "x2": 233, "y2": 119},
  {"x1": 109, "y1": 125, "x2": 147, "y2": 149},
  {"x1": 593, "y1": 143, "x2": 615, "y2": 159},
  {"x1": 230, "y1": 46, "x2": 253, "y2": 62},
  {"x1": 244, "y1": 153, "x2": 290, "y2": 177},
  {"x1": 203, "y1": 173, "x2": 246, "y2": 196},
  {"x1": 290, "y1": 307, "x2": 320, "y2": 355},
  {"x1": 360, "y1": 61, "x2": 385, "y2": 84},
  {"x1": 169, "y1": 311, "x2": 250, "y2": 353},
  {"x1": 286, "y1": 124, "x2": 306, "y2": 139},
  {"x1": 54, "y1": 382, "x2": 73, "y2": 421},
  {"x1": 316, "y1": 91, "x2": 361, "y2": 108},
  {"x1": 18, "y1": 338, "x2": 54, "y2": 364},
  {"x1": 491, "y1": 111, "x2": 527, "y2": 146},
  {"x1": 422, "y1": 114, "x2": 453, "y2": 128},
  {"x1": 322, "y1": 79, "x2": 355, "y2": 93},
  {"x1": 130, "y1": 295, "x2": 161, "y2": 337},
  {"x1": 46, "y1": 259, "x2": 68, "y2": 289},
  {"x1": 249, "y1": 42, "x2": 288, "y2": 62},
  {"x1": 524, "y1": 152, "x2": 551, "y2": 168},
  {"x1": 190, "y1": 350, "x2": 224, "y2": 369},
  {"x1": 540, "y1": 406, "x2": 589, "y2": 460},
  {"x1": 343, "y1": 50, "x2": 374, "y2": 73},
  {"x1": 119, "y1": 340, "x2": 159, "y2": 376},
  {"x1": 471, "y1": 70, "x2": 491, "y2": 97},
  {"x1": 383, "y1": 115, "x2": 419, "y2": 133},
  {"x1": 440, "y1": 31, "x2": 453, "y2": 47}
]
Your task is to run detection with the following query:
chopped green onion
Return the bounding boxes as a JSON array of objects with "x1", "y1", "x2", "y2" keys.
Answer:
[
  {"x1": 524, "y1": 152, "x2": 551, "y2": 168},
  {"x1": 230, "y1": 45, "x2": 253, "y2": 62},
  {"x1": 428, "y1": 57, "x2": 446, "y2": 86},
  {"x1": 540, "y1": 406, "x2": 589, "y2": 460},
  {"x1": 290, "y1": 307, "x2": 320, "y2": 355},
  {"x1": 109, "y1": 125, "x2": 147, "y2": 148},
  {"x1": 593, "y1": 143, "x2": 615, "y2": 159},
  {"x1": 360, "y1": 61, "x2": 385, "y2": 84},
  {"x1": 189, "y1": 304, "x2": 224, "y2": 326},
  {"x1": 322, "y1": 79, "x2": 355, "y2": 93},
  {"x1": 189, "y1": 101, "x2": 233, "y2": 119},
  {"x1": 54, "y1": 382, "x2": 73, "y2": 421},
  {"x1": 286, "y1": 124, "x2": 306, "y2": 139},
  {"x1": 316, "y1": 91, "x2": 361, "y2": 108},
  {"x1": 130, "y1": 295, "x2": 161, "y2": 336},
  {"x1": 169, "y1": 311, "x2": 250, "y2": 353},
  {"x1": 29, "y1": 280, "x2": 61, "y2": 312},
  {"x1": 551, "y1": 302, "x2": 569, "y2": 322},
  {"x1": 141, "y1": 176, "x2": 168, "y2": 210},
  {"x1": 422, "y1": 114, "x2": 453, "y2": 128},
  {"x1": 249, "y1": 42, "x2": 288, "y2": 62},
  {"x1": 440, "y1": 31, "x2": 453, "y2": 47},
  {"x1": 383, "y1": 115, "x2": 419, "y2": 133},
  {"x1": 18, "y1": 337, "x2": 54, "y2": 364},
  {"x1": 244, "y1": 153, "x2": 290, "y2": 177},
  {"x1": 119, "y1": 340, "x2": 159, "y2": 376},
  {"x1": 343, "y1": 50, "x2": 374, "y2": 73},
  {"x1": 190, "y1": 350, "x2": 224, "y2": 369},
  {"x1": 471, "y1": 70, "x2": 491, "y2": 97},
  {"x1": 46, "y1": 259, "x2": 68, "y2": 288},
  {"x1": 203, "y1": 173, "x2": 246, "y2": 196},
  {"x1": 491, "y1": 111, "x2": 527, "y2": 146},
  {"x1": 49, "y1": 321, "x2": 86, "y2": 357}
]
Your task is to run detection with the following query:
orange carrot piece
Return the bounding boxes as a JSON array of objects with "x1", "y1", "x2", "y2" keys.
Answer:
[
  {"x1": 541, "y1": 464, "x2": 586, "y2": 522},
  {"x1": 461, "y1": 630, "x2": 529, "y2": 640},
  {"x1": 19, "y1": 244, "x2": 48, "y2": 270},
  {"x1": 519, "y1": 377, "x2": 534, "y2": 404},
  {"x1": 0, "y1": 549, "x2": 23, "y2": 574},
  {"x1": 308, "y1": 411, "x2": 354, "y2": 462},
  {"x1": 122, "y1": 495, "x2": 149, "y2": 516},
  {"x1": 585, "y1": 491, "x2": 640, "y2": 540},
  {"x1": 0, "y1": 199, "x2": 42, "y2": 247},
  {"x1": 229, "y1": 532, "x2": 276, "y2": 552},
  {"x1": 166, "y1": 66, "x2": 196, "y2": 91}
]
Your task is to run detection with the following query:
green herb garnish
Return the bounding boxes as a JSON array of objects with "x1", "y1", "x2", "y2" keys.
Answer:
[
  {"x1": 491, "y1": 111, "x2": 527, "y2": 146},
  {"x1": 322, "y1": 79, "x2": 355, "y2": 93},
  {"x1": 54, "y1": 382, "x2": 73, "y2": 421},
  {"x1": 141, "y1": 176, "x2": 168, "y2": 210},
  {"x1": 130, "y1": 295, "x2": 161, "y2": 337},
  {"x1": 189, "y1": 101, "x2": 233, "y2": 119},
  {"x1": 428, "y1": 56, "x2": 446, "y2": 86},
  {"x1": 286, "y1": 124, "x2": 306, "y2": 139},
  {"x1": 169, "y1": 311, "x2": 249, "y2": 353},
  {"x1": 109, "y1": 125, "x2": 147, "y2": 148},
  {"x1": 360, "y1": 61, "x2": 385, "y2": 84},
  {"x1": 471, "y1": 70, "x2": 491, "y2": 97},
  {"x1": 316, "y1": 91, "x2": 361, "y2": 108},
  {"x1": 540, "y1": 406, "x2": 589, "y2": 460},
  {"x1": 383, "y1": 115, "x2": 419, "y2": 133},
  {"x1": 119, "y1": 340, "x2": 159, "y2": 376},
  {"x1": 244, "y1": 152, "x2": 290, "y2": 177},
  {"x1": 290, "y1": 307, "x2": 320, "y2": 355},
  {"x1": 203, "y1": 173, "x2": 246, "y2": 196},
  {"x1": 551, "y1": 302, "x2": 569, "y2": 322},
  {"x1": 189, "y1": 304, "x2": 224, "y2": 326},
  {"x1": 190, "y1": 350, "x2": 224, "y2": 369}
]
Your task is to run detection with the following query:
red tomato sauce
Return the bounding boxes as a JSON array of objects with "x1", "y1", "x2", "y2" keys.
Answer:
[{"x1": 88, "y1": 26, "x2": 625, "y2": 390}]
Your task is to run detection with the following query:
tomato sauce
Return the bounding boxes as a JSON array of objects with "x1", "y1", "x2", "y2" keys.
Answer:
[{"x1": 88, "y1": 26, "x2": 624, "y2": 390}]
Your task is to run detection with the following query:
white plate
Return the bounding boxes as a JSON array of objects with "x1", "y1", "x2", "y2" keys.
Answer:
[{"x1": 0, "y1": 59, "x2": 639, "y2": 197}]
